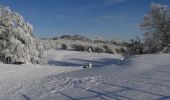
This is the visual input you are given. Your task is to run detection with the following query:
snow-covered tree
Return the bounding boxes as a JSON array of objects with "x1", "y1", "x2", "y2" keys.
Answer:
[
  {"x1": 140, "y1": 3, "x2": 170, "y2": 53},
  {"x1": 0, "y1": 6, "x2": 46, "y2": 64}
]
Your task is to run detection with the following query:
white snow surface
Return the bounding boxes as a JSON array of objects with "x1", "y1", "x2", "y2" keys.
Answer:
[{"x1": 0, "y1": 49, "x2": 170, "y2": 100}]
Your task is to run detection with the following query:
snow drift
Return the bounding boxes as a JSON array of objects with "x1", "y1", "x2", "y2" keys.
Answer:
[{"x1": 0, "y1": 6, "x2": 46, "y2": 64}]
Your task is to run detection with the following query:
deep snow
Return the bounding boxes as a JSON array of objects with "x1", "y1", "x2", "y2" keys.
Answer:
[{"x1": 0, "y1": 49, "x2": 170, "y2": 100}]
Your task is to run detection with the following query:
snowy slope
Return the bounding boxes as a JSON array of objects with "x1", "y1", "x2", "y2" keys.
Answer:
[{"x1": 0, "y1": 50, "x2": 170, "y2": 100}]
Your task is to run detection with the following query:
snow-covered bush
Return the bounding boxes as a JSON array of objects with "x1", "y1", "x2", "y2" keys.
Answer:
[
  {"x1": 103, "y1": 45, "x2": 115, "y2": 54},
  {"x1": 140, "y1": 3, "x2": 170, "y2": 53},
  {"x1": 93, "y1": 46, "x2": 105, "y2": 53},
  {"x1": 0, "y1": 6, "x2": 46, "y2": 64},
  {"x1": 116, "y1": 47, "x2": 126, "y2": 54},
  {"x1": 61, "y1": 44, "x2": 68, "y2": 50},
  {"x1": 72, "y1": 44, "x2": 87, "y2": 51},
  {"x1": 41, "y1": 35, "x2": 127, "y2": 54}
]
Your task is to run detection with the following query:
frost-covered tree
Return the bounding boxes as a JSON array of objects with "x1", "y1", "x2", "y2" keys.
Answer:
[
  {"x1": 140, "y1": 3, "x2": 170, "y2": 53},
  {"x1": 0, "y1": 6, "x2": 46, "y2": 64}
]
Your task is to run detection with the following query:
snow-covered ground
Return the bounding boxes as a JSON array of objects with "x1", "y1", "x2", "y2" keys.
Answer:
[{"x1": 0, "y1": 49, "x2": 170, "y2": 100}]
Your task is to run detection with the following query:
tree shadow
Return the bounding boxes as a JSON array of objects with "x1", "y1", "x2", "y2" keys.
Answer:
[
  {"x1": 59, "y1": 92, "x2": 78, "y2": 100},
  {"x1": 60, "y1": 86, "x2": 134, "y2": 100},
  {"x1": 122, "y1": 79, "x2": 170, "y2": 88},
  {"x1": 156, "y1": 96, "x2": 170, "y2": 100},
  {"x1": 103, "y1": 90, "x2": 135, "y2": 100},
  {"x1": 59, "y1": 90, "x2": 119, "y2": 100},
  {"x1": 22, "y1": 95, "x2": 31, "y2": 100},
  {"x1": 56, "y1": 81, "x2": 170, "y2": 100},
  {"x1": 103, "y1": 82, "x2": 170, "y2": 100},
  {"x1": 77, "y1": 86, "x2": 135, "y2": 100},
  {"x1": 138, "y1": 74, "x2": 170, "y2": 82}
]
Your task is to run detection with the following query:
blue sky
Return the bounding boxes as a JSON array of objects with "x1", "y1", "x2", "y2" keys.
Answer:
[{"x1": 0, "y1": 0, "x2": 170, "y2": 40}]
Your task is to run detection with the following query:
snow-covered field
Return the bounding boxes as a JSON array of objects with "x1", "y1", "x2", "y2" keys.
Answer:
[{"x1": 0, "y1": 49, "x2": 170, "y2": 100}]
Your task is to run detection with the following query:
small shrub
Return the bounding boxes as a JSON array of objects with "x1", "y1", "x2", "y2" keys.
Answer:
[
  {"x1": 76, "y1": 45, "x2": 85, "y2": 51},
  {"x1": 62, "y1": 44, "x2": 68, "y2": 50},
  {"x1": 116, "y1": 48, "x2": 126, "y2": 53},
  {"x1": 103, "y1": 45, "x2": 114, "y2": 54},
  {"x1": 72, "y1": 44, "x2": 86, "y2": 51},
  {"x1": 94, "y1": 47, "x2": 104, "y2": 53}
]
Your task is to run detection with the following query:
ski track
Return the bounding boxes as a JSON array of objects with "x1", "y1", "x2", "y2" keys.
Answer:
[{"x1": 0, "y1": 50, "x2": 170, "y2": 100}]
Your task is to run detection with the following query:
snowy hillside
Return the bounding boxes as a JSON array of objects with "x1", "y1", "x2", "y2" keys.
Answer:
[
  {"x1": 41, "y1": 36, "x2": 126, "y2": 54},
  {"x1": 0, "y1": 49, "x2": 170, "y2": 100}
]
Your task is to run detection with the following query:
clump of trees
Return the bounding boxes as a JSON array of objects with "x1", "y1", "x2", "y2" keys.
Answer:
[
  {"x1": 126, "y1": 37, "x2": 143, "y2": 55},
  {"x1": 71, "y1": 44, "x2": 104, "y2": 53},
  {"x1": 140, "y1": 3, "x2": 170, "y2": 53},
  {"x1": 0, "y1": 6, "x2": 46, "y2": 64},
  {"x1": 126, "y1": 3, "x2": 170, "y2": 55}
]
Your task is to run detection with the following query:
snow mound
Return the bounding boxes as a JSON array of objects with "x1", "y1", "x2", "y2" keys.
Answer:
[{"x1": 0, "y1": 6, "x2": 46, "y2": 64}]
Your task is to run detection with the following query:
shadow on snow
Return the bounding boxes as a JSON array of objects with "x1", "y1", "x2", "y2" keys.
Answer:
[
  {"x1": 48, "y1": 58, "x2": 128, "y2": 67},
  {"x1": 59, "y1": 83, "x2": 170, "y2": 100}
]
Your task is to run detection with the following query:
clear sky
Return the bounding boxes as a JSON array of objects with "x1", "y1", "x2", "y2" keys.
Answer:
[{"x1": 0, "y1": 0, "x2": 170, "y2": 40}]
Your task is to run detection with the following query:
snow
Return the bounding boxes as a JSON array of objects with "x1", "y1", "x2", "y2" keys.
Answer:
[{"x1": 0, "y1": 49, "x2": 170, "y2": 100}]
